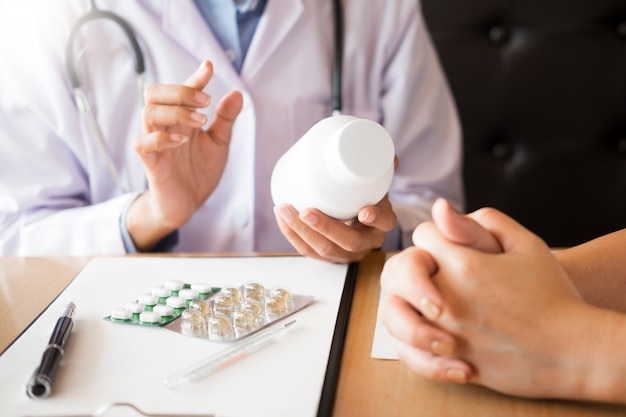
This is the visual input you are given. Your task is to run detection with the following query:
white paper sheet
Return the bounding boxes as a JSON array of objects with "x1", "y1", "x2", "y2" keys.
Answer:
[
  {"x1": 0, "y1": 256, "x2": 349, "y2": 417},
  {"x1": 370, "y1": 288, "x2": 399, "y2": 360},
  {"x1": 370, "y1": 252, "x2": 399, "y2": 360}
]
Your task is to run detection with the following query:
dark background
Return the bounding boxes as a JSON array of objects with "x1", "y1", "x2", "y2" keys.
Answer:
[{"x1": 421, "y1": 0, "x2": 626, "y2": 247}]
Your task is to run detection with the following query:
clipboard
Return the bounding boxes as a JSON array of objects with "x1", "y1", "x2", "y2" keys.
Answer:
[
  {"x1": 317, "y1": 260, "x2": 358, "y2": 417},
  {"x1": 0, "y1": 255, "x2": 358, "y2": 417}
]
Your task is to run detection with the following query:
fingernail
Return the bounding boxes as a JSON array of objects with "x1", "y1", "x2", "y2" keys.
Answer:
[
  {"x1": 300, "y1": 210, "x2": 318, "y2": 226},
  {"x1": 190, "y1": 112, "x2": 206, "y2": 123},
  {"x1": 278, "y1": 205, "x2": 294, "y2": 223},
  {"x1": 170, "y1": 134, "x2": 188, "y2": 143},
  {"x1": 360, "y1": 210, "x2": 375, "y2": 224},
  {"x1": 274, "y1": 207, "x2": 287, "y2": 226},
  {"x1": 194, "y1": 91, "x2": 210, "y2": 105},
  {"x1": 419, "y1": 297, "x2": 442, "y2": 320},
  {"x1": 446, "y1": 368, "x2": 468, "y2": 383},
  {"x1": 431, "y1": 340, "x2": 455, "y2": 357}
]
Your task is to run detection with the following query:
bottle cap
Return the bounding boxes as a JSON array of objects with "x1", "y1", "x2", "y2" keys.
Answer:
[{"x1": 326, "y1": 118, "x2": 394, "y2": 185}]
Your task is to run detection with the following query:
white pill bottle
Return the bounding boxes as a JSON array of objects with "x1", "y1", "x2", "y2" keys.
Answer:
[{"x1": 270, "y1": 115, "x2": 395, "y2": 220}]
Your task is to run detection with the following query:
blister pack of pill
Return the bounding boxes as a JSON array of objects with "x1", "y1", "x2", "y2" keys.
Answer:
[
  {"x1": 103, "y1": 280, "x2": 221, "y2": 326},
  {"x1": 104, "y1": 280, "x2": 314, "y2": 343},
  {"x1": 164, "y1": 282, "x2": 314, "y2": 342}
]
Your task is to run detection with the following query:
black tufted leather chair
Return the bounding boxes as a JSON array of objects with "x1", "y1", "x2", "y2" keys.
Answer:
[{"x1": 421, "y1": 0, "x2": 626, "y2": 247}]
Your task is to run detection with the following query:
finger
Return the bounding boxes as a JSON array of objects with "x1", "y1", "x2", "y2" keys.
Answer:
[
  {"x1": 142, "y1": 103, "x2": 207, "y2": 132},
  {"x1": 275, "y1": 204, "x2": 361, "y2": 262},
  {"x1": 183, "y1": 60, "x2": 214, "y2": 90},
  {"x1": 133, "y1": 131, "x2": 189, "y2": 155},
  {"x1": 379, "y1": 294, "x2": 459, "y2": 358},
  {"x1": 274, "y1": 205, "x2": 331, "y2": 261},
  {"x1": 397, "y1": 341, "x2": 473, "y2": 384},
  {"x1": 143, "y1": 83, "x2": 211, "y2": 108},
  {"x1": 411, "y1": 221, "x2": 482, "y2": 281},
  {"x1": 357, "y1": 195, "x2": 397, "y2": 232},
  {"x1": 207, "y1": 90, "x2": 244, "y2": 146},
  {"x1": 466, "y1": 207, "x2": 544, "y2": 253},
  {"x1": 298, "y1": 208, "x2": 384, "y2": 254},
  {"x1": 380, "y1": 247, "x2": 443, "y2": 321},
  {"x1": 142, "y1": 60, "x2": 213, "y2": 110},
  {"x1": 431, "y1": 198, "x2": 502, "y2": 253}
]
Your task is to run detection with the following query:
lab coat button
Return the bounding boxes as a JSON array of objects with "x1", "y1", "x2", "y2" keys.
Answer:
[{"x1": 232, "y1": 208, "x2": 249, "y2": 228}]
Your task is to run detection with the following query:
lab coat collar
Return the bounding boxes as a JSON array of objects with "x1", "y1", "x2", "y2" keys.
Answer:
[
  {"x1": 242, "y1": 0, "x2": 304, "y2": 81},
  {"x1": 160, "y1": 0, "x2": 304, "y2": 87},
  {"x1": 161, "y1": 0, "x2": 245, "y2": 90}
]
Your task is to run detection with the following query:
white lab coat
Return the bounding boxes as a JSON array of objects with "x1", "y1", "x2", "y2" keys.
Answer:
[{"x1": 0, "y1": 0, "x2": 464, "y2": 256}]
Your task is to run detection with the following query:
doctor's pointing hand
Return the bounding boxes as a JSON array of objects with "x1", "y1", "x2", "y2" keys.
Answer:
[{"x1": 127, "y1": 61, "x2": 243, "y2": 252}]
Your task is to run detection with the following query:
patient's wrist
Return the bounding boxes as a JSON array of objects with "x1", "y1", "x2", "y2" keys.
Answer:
[
  {"x1": 579, "y1": 308, "x2": 626, "y2": 404},
  {"x1": 553, "y1": 304, "x2": 626, "y2": 404}
]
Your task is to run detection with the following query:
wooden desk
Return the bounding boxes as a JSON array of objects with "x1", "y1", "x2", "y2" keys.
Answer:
[{"x1": 1, "y1": 253, "x2": 625, "y2": 417}]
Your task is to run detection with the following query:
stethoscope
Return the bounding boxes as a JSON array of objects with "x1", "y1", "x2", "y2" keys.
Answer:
[{"x1": 66, "y1": 0, "x2": 343, "y2": 194}]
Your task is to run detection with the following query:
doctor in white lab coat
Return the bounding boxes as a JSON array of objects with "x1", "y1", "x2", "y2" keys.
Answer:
[{"x1": 0, "y1": 0, "x2": 464, "y2": 259}]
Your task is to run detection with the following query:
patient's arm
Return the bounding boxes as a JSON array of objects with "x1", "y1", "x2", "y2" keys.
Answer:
[{"x1": 555, "y1": 229, "x2": 626, "y2": 313}]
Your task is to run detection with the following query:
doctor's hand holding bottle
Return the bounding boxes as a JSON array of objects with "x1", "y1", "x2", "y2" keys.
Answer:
[
  {"x1": 130, "y1": 60, "x2": 398, "y2": 263},
  {"x1": 273, "y1": 193, "x2": 397, "y2": 263},
  {"x1": 126, "y1": 61, "x2": 243, "y2": 252}
]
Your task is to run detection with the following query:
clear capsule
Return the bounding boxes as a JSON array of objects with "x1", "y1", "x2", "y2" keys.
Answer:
[
  {"x1": 188, "y1": 299, "x2": 212, "y2": 319},
  {"x1": 213, "y1": 294, "x2": 236, "y2": 317},
  {"x1": 265, "y1": 296, "x2": 287, "y2": 317},
  {"x1": 233, "y1": 310, "x2": 257, "y2": 334},
  {"x1": 239, "y1": 299, "x2": 263, "y2": 318},
  {"x1": 208, "y1": 314, "x2": 235, "y2": 341},
  {"x1": 270, "y1": 287, "x2": 294, "y2": 312},
  {"x1": 181, "y1": 309, "x2": 207, "y2": 337},
  {"x1": 221, "y1": 286, "x2": 242, "y2": 304},
  {"x1": 243, "y1": 282, "x2": 265, "y2": 302}
]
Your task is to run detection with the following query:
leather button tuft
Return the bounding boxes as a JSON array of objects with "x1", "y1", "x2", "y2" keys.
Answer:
[
  {"x1": 617, "y1": 137, "x2": 626, "y2": 154},
  {"x1": 491, "y1": 142, "x2": 513, "y2": 160},
  {"x1": 489, "y1": 25, "x2": 510, "y2": 45},
  {"x1": 617, "y1": 21, "x2": 626, "y2": 38}
]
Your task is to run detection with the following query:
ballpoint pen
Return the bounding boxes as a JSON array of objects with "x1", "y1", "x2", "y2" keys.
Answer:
[
  {"x1": 26, "y1": 301, "x2": 77, "y2": 399},
  {"x1": 164, "y1": 320, "x2": 296, "y2": 390}
]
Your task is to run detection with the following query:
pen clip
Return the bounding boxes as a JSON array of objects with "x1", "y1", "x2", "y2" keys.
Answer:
[{"x1": 22, "y1": 401, "x2": 218, "y2": 417}]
